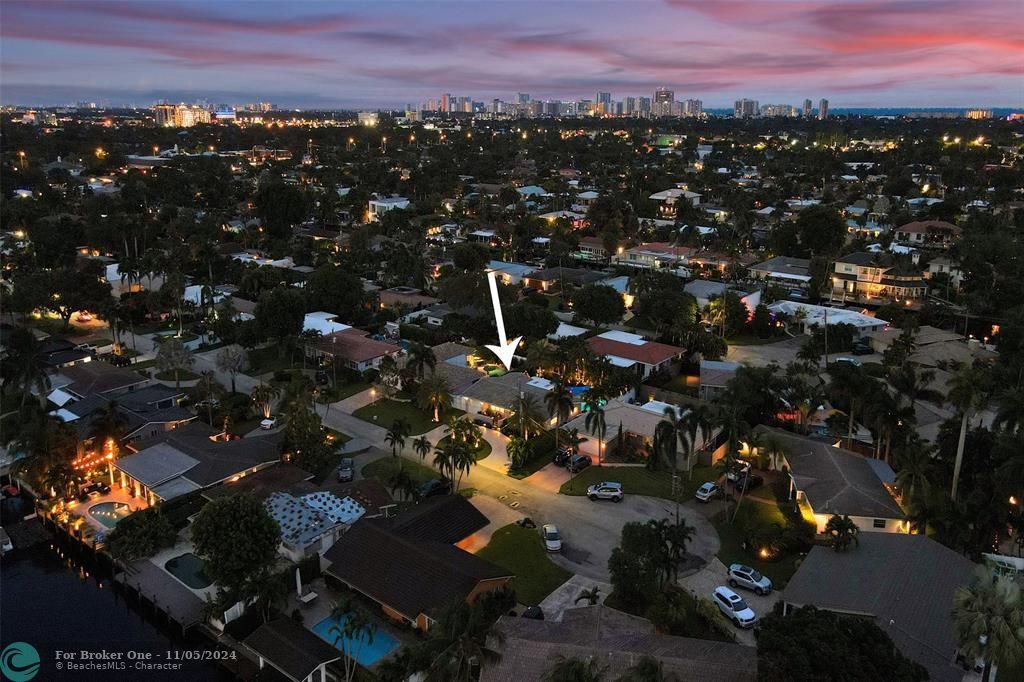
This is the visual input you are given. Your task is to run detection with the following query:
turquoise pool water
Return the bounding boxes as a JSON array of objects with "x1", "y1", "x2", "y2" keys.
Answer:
[
  {"x1": 312, "y1": 614, "x2": 399, "y2": 666},
  {"x1": 164, "y1": 553, "x2": 212, "y2": 589},
  {"x1": 87, "y1": 502, "x2": 132, "y2": 529}
]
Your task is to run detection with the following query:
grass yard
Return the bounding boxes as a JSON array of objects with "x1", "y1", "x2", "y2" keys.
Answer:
[
  {"x1": 477, "y1": 524, "x2": 572, "y2": 606},
  {"x1": 247, "y1": 345, "x2": 301, "y2": 375},
  {"x1": 361, "y1": 456, "x2": 438, "y2": 487},
  {"x1": 437, "y1": 435, "x2": 492, "y2": 461},
  {"x1": 559, "y1": 464, "x2": 718, "y2": 501},
  {"x1": 712, "y1": 499, "x2": 804, "y2": 589},
  {"x1": 315, "y1": 381, "x2": 372, "y2": 403},
  {"x1": 353, "y1": 399, "x2": 463, "y2": 435},
  {"x1": 154, "y1": 368, "x2": 201, "y2": 382}
]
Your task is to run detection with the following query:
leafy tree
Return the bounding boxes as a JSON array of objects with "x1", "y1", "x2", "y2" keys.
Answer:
[
  {"x1": 155, "y1": 338, "x2": 194, "y2": 389},
  {"x1": 107, "y1": 508, "x2": 177, "y2": 563},
  {"x1": 255, "y1": 287, "x2": 306, "y2": 355},
  {"x1": 255, "y1": 180, "x2": 310, "y2": 239},
  {"x1": 608, "y1": 519, "x2": 693, "y2": 610},
  {"x1": 282, "y1": 401, "x2": 331, "y2": 474},
  {"x1": 953, "y1": 567, "x2": 1024, "y2": 682},
  {"x1": 191, "y1": 493, "x2": 281, "y2": 597},
  {"x1": 406, "y1": 341, "x2": 437, "y2": 380},
  {"x1": 824, "y1": 514, "x2": 860, "y2": 551},
  {"x1": 797, "y1": 204, "x2": 847, "y2": 258},
  {"x1": 10, "y1": 411, "x2": 79, "y2": 499},
  {"x1": 305, "y1": 265, "x2": 368, "y2": 322},
  {"x1": 572, "y1": 284, "x2": 625, "y2": 327},
  {"x1": 757, "y1": 606, "x2": 928, "y2": 681},
  {"x1": 451, "y1": 242, "x2": 490, "y2": 271},
  {"x1": 506, "y1": 302, "x2": 558, "y2": 341}
]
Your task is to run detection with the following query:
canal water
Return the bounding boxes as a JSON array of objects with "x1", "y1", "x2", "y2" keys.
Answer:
[{"x1": 1, "y1": 522, "x2": 238, "y2": 681}]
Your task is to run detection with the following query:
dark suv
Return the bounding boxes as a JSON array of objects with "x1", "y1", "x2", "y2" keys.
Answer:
[
  {"x1": 732, "y1": 473, "x2": 764, "y2": 492},
  {"x1": 418, "y1": 478, "x2": 452, "y2": 499},
  {"x1": 552, "y1": 448, "x2": 572, "y2": 466},
  {"x1": 568, "y1": 454, "x2": 593, "y2": 474}
]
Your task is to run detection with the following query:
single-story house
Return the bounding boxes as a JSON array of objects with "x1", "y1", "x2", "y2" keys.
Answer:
[
  {"x1": 748, "y1": 256, "x2": 812, "y2": 289},
  {"x1": 323, "y1": 520, "x2": 513, "y2": 631},
  {"x1": 49, "y1": 361, "x2": 149, "y2": 399},
  {"x1": 387, "y1": 494, "x2": 489, "y2": 547},
  {"x1": 698, "y1": 360, "x2": 741, "y2": 400},
  {"x1": 379, "y1": 286, "x2": 438, "y2": 309},
  {"x1": 368, "y1": 196, "x2": 409, "y2": 222},
  {"x1": 586, "y1": 330, "x2": 683, "y2": 378},
  {"x1": 455, "y1": 372, "x2": 555, "y2": 425},
  {"x1": 482, "y1": 606, "x2": 757, "y2": 682},
  {"x1": 521, "y1": 267, "x2": 607, "y2": 292},
  {"x1": 243, "y1": 618, "x2": 341, "y2": 682},
  {"x1": 763, "y1": 428, "x2": 906, "y2": 533},
  {"x1": 53, "y1": 384, "x2": 194, "y2": 446},
  {"x1": 264, "y1": 491, "x2": 365, "y2": 561},
  {"x1": 767, "y1": 301, "x2": 888, "y2": 335},
  {"x1": 893, "y1": 220, "x2": 961, "y2": 249},
  {"x1": 617, "y1": 242, "x2": 692, "y2": 271},
  {"x1": 487, "y1": 261, "x2": 536, "y2": 286},
  {"x1": 111, "y1": 423, "x2": 281, "y2": 505},
  {"x1": 303, "y1": 311, "x2": 351, "y2": 336},
  {"x1": 784, "y1": 533, "x2": 976, "y2": 682},
  {"x1": 307, "y1": 329, "x2": 401, "y2": 373}
]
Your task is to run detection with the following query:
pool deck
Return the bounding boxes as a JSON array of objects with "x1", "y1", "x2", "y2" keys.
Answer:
[
  {"x1": 71, "y1": 486, "x2": 148, "y2": 535},
  {"x1": 149, "y1": 539, "x2": 218, "y2": 601}
]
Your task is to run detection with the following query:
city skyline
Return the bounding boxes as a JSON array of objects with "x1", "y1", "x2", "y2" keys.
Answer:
[{"x1": 2, "y1": 0, "x2": 1022, "y2": 109}]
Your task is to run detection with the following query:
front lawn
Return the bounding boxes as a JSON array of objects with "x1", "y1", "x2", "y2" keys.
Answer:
[
  {"x1": 712, "y1": 498, "x2": 805, "y2": 589},
  {"x1": 353, "y1": 399, "x2": 463, "y2": 435},
  {"x1": 315, "y1": 381, "x2": 372, "y2": 403},
  {"x1": 361, "y1": 456, "x2": 438, "y2": 487},
  {"x1": 477, "y1": 524, "x2": 572, "y2": 606},
  {"x1": 247, "y1": 345, "x2": 302, "y2": 375},
  {"x1": 559, "y1": 464, "x2": 718, "y2": 501}
]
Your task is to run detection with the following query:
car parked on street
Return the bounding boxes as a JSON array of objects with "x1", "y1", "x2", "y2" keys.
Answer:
[
  {"x1": 418, "y1": 478, "x2": 452, "y2": 499},
  {"x1": 568, "y1": 454, "x2": 592, "y2": 473},
  {"x1": 727, "y1": 563, "x2": 773, "y2": 595},
  {"x1": 587, "y1": 481, "x2": 623, "y2": 502},
  {"x1": 695, "y1": 482, "x2": 723, "y2": 503},
  {"x1": 541, "y1": 524, "x2": 562, "y2": 552},
  {"x1": 336, "y1": 458, "x2": 355, "y2": 482},
  {"x1": 712, "y1": 586, "x2": 757, "y2": 628}
]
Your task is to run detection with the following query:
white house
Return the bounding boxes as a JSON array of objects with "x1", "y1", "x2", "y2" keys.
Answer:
[{"x1": 368, "y1": 196, "x2": 410, "y2": 222}]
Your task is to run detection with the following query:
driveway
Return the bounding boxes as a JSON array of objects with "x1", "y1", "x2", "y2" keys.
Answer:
[
  {"x1": 679, "y1": 556, "x2": 780, "y2": 646},
  {"x1": 726, "y1": 336, "x2": 804, "y2": 367},
  {"x1": 315, "y1": 404, "x2": 388, "y2": 442},
  {"x1": 191, "y1": 345, "x2": 260, "y2": 394}
]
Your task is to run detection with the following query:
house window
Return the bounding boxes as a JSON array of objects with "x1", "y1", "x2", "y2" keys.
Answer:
[{"x1": 872, "y1": 519, "x2": 886, "y2": 529}]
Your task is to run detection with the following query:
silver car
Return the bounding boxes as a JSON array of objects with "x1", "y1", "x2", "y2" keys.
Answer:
[
  {"x1": 727, "y1": 563, "x2": 773, "y2": 595},
  {"x1": 586, "y1": 481, "x2": 623, "y2": 502}
]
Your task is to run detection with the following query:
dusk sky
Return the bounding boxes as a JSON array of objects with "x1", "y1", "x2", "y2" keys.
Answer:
[{"x1": 2, "y1": 0, "x2": 1022, "y2": 109}]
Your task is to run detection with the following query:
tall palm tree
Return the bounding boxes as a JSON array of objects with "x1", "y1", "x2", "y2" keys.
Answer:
[
  {"x1": 544, "y1": 377, "x2": 574, "y2": 453},
  {"x1": 953, "y1": 567, "x2": 1024, "y2": 682},
  {"x1": 583, "y1": 393, "x2": 607, "y2": 466},
  {"x1": 406, "y1": 342, "x2": 437, "y2": 380},
  {"x1": 948, "y1": 363, "x2": 990, "y2": 500},
  {"x1": 893, "y1": 437, "x2": 934, "y2": 506},
  {"x1": 450, "y1": 442, "x2": 477, "y2": 490},
  {"x1": 87, "y1": 401, "x2": 127, "y2": 458},
  {"x1": 433, "y1": 444, "x2": 454, "y2": 483},
  {"x1": 385, "y1": 419, "x2": 410, "y2": 459},
  {"x1": 888, "y1": 361, "x2": 943, "y2": 411},
  {"x1": 993, "y1": 386, "x2": 1024, "y2": 434},
  {"x1": 827, "y1": 362, "x2": 876, "y2": 448},
  {"x1": 416, "y1": 371, "x2": 452, "y2": 422},
  {"x1": 508, "y1": 393, "x2": 545, "y2": 440},
  {"x1": 328, "y1": 598, "x2": 377, "y2": 682},
  {"x1": 545, "y1": 656, "x2": 607, "y2": 682},
  {"x1": 251, "y1": 383, "x2": 280, "y2": 420},
  {"x1": 413, "y1": 435, "x2": 432, "y2": 463},
  {"x1": 0, "y1": 327, "x2": 51, "y2": 409}
]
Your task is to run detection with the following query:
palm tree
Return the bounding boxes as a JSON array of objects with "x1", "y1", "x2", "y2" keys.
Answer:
[
  {"x1": 506, "y1": 436, "x2": 528, "y2": 470},
  {"x1": 544, "y1": 377, "x2": 574, "y2": 453},
  {"x1": 385, "y1": 419, "x2": 410, "y2": 459},
  {"x1": 245, "y1": 568, "x2": 288, "y2": 624},
  {"x1": 953, "y1": 567, "x2": 1024, "y2": 682},
  {"x1": 993, "y1": 386, "x2": 1024, "y2": 434},
  {"x1": 574, "y1": 586, "x2": 601, "y2": 606},
  {"x1": 0, "y1": 327, "x2": 51, "y2": 409},
  {"x1": 508, "y1": 393, "x2": 545, "y2": 440},
  {"x1": 824, "y1": 514, "x2": 860, "y2": 552},
  {"x1": 948, "y1": 363, "x2": 990, "y2": 500},
  {"x1": 10, "y1": 412, "x2": 79, "y2": 498},
  {"x1": 545, "y1": 656, "x2": 607, "y2": 682},
  {"x1": 87, "y1": 401, "x2": 126, "y2": 458},
  {"x1": 583, "y1": 392, "x2": 607, "y2": 465},
  {"x1": 215, "y1": 345, "x2": 246, "y2": 394},
  {"x1": 328, "y1": 599, "x2": 377, "y2": 682},
  {"x1": 827, "y1": 362, "x2": 876, "y2": 448},
  {"x1": 387, "y1": 466, "x2": 418, "y2": 501},
  {"x1": 413, "y1": 435, "x2": 432, "y2": 463},
  {"x1": 416, "y1": 372, "x2": 452, "y2": 422},
  {"x1": 450, "y1": 442, "x2": 477, "y2": 490},
  {"x1": 888, "y1": 361, "x2": 943, "y2": 411},
  {"x1": 406, "y1": 342, "x2": 437, "y2": 380},
  {"x1": 251, "y1": 383, "x2": 280, "y2": 420},
  {"x1": 893, "y1": 438, "x2": 934, "y2": 505},
  {"x1": 433, "y1": 444, "x2": 454, "y2": 484}
]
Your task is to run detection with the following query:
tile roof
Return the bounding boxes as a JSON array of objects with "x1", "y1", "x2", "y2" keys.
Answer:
[
  {"x1": 784, "y1": 533, "x2": 976, "y2": 682},
  {"x1": 323, "y1": 520, "x2": 512, "y2": 622},
  {"x1": 457, "y1": 372, "x2": 550, "y2": 411},
  {"x1": 315, "y1": 328, "x2": 400, "y2": 364},
  {"x1": 587, "y1": 334, "x2": 682, "y2": 366},
  {"x1": 389, "y1": 495, "x2": 488, "y2": 544},
  {"x1": 243, "y1": 618, "x2": 341, "y2": 682}
]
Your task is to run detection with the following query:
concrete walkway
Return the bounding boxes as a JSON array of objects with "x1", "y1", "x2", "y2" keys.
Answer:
[
  {"x1": 333, "y1": 387, "x2": 378, "y2": 413},
  {"x1": 539, "y1": 574, "x2": 613, "y2": 620}
]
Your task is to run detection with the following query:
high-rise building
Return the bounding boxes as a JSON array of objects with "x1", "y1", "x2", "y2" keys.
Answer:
[
  {"x1": 517, "y1": 93, "x2": 531, "y2": 104},
  {"x1": 803, "y1": 99, "x2": 813, "y2": 117},
  {"x1": 965, "y1": 109, "x2": 993, "y2": 120},
  {"x1": 761, "y1": 103, "x2": 797, "y2": 117},
  {"x1": 624, "y1": 97, "x2": 637, "y2": 115},
  {"x1": 818, "y1": 98, "x2": 829, "y2": 120},
  {"x1": 154, "y1": 104, "x2": 175, "y2": 127},
  {"x1": 638, "y1": 97, "x2": 652, "y2": 115},
  {"x1": 440, "y1": 93, "x2": 451, "y2": 113},
  {"x1": 653, "y1": 88, "x2": 674, "y2": 117},
  {"x1": 154, "y1": 103, "x2": 211, "y2": 127},
  {"x1": 683, "y1": 99, "x2": 703, "y2": 117},
  {"x1": 734, "y1": 98, "x2": 758, "y2": 119}
]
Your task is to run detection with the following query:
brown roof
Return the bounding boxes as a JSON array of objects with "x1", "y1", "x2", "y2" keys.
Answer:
[
  {"x1": 323, "y1": 520, "x2": 512, "y2": 621},
  {"x1": 314, "y1": 328, "x2": 399, "y2": 363},
  {"x1": 202, "y1": 463, "x2": 316, "y2": 501},
  {"x1": 379, "y1": 288, "x2": 439, "y2": 308},
  {"x1": 587, "y1": 336, "x2": 682, "y2": 366},
  {"x1": 482, "y1": 607, "x2": 757, "y2": 682},
  {"x1": 896, "y1": 220, "x2": 961, "y2": 235}
]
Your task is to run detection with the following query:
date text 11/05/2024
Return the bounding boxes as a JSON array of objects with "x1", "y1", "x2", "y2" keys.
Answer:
[{"x1": 54, "y1": 650, "x2": 238, "y2": 661}]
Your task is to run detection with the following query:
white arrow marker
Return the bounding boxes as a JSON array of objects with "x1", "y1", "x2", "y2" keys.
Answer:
[{"x1": 484, "y1": 270, "x2": 522, "y2": 371}]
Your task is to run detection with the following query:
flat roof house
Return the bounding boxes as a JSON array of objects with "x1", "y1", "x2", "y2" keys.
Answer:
[
  {"x1": 323, "y1": 520, "x2": 512, "y2": 631},
  {"x1": 367, "y1": 196, "x2": 409, "y2": 222},
  {"x1": 763, "y1": 428, "x2": 906, "y2": 534},
  {"x1": 784, "y1": 533, "x2": 976, "y2": 682},
  {"x1": 748, "y1": 256, "x2": 812, "y2": 288},
  {"x1": 586, "y1": 330, "x2": 683, "y2": 378}
]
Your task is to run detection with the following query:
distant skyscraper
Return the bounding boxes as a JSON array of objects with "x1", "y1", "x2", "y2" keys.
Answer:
[
  {"x1": 638, "y1": 97, "x2": 652, "y2": 115},
  {"x1": 803, "y1": 99, "x2": 813, "y2": 117},
  {"x1": 624, "y1": 97, "x2": 637, "y2": 115},
  {"x1": 683, "y1": 99, "x2": 703, "y2": 117},
  {"x1": 517, "y1": 93, "x2": 531, "y2": 104},
  {"x1": 654, "y1": 88, "x2": 674, "y2": 117},
  {"x1": 440, "y1": 93, "x2": 451, "y2": 113},
  {"x1": 734, "y1": 98, "x2": 758, "y2": 119},
  {"x1": 818, "y1": 98, "x2": 829, "y2": 120}
]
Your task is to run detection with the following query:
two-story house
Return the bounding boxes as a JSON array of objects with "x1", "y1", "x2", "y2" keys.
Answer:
[{"x1": 831, "y1": 252, "x2": 928, "y2": 303}]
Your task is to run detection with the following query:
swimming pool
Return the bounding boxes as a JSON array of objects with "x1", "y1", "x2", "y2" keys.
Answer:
[
  {"x1": 312, "y1": 613, "x2": 399, "y2": 666},
  {"x1": 569, "y1": 386, "x2": 591, "y2": 396},
  {"x1": 87, "y1": 502, "x2": 132, "y2": 529},
  {"x1": 164, "y1": 552, "x2": 212, "y2": 589}
]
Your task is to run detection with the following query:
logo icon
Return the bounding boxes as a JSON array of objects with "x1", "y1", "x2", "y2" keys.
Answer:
[{"x1": 0, "y1": 642, "x2": 40, "y2": 682}]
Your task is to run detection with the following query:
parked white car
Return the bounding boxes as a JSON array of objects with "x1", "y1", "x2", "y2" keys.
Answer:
[
  {"x1": 586, "y1": 481, "x2": 623, "y2": 502},
  {"x1": 259, "y1": 416, "x2": 278, "y2": 430},
  {"x1": 695, "y1": 482, "x2": 723, "y2": 503},
  {"x1": 712, "y1": 586, "x2": 757, "y2": 628},
  {"x1": 541, "y1": 524, "x2": 562, "y2": 552},
  {"x1": 727, "y1": 563, "x2": 773, "y2": 595}
]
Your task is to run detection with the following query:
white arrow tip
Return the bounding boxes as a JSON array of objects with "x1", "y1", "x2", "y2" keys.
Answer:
[{"x1": 484, "y1": 336, "x2": 522, "y2": 371}]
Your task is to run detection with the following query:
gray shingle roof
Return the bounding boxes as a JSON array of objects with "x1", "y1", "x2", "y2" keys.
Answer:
[
  {"x1": 243, "y1": 618, "x2": 341, "y2": 682},
  {"x1": 784, "y1": 533, "x2": 976, "y2": 682}
]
